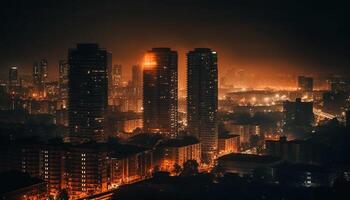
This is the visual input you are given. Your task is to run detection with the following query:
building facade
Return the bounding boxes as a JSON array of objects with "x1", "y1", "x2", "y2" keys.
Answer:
[
  {"x1": 65, "y1": 144, "x2": 108, "y2": 199},
  {"x1": 59, "y1": 60, "x2": 69, "y2": 108},
  {"x1": 40, "y1": 143, "x2": 66, "y2": 196},
  {"x1": 218, "y1": 134, "x2": 240, "y2": 156},
  {"x1": 266, "y1": 136, "x2": 312, "y2": 164},
  {"x1": 283, "y1": 98, "x2": 314, "y2": 133},
  {"x1": 33, "y1": 59, "x2": 48, "y2": 98},
  {"x1": 109, "y1": 64, "x2": 122, "y2": 97},
  {"x1": 156, "y1": 138, "x2": 201, "y2": 171},
  {"x1": 68, "y1": 44, "x2": 109, "y2": 143},
  {"x1": 298, "y1": 76, "x2": 313, "y2": 92},
  {"x1": 110, "y1": 149, "x2": 153, "y2": 187},
  {"x1": 132, "y1": 64, "x2": 142, "y2": 89},
  {"x1": 187, "y1": 48, "x2": 218, "y2": 164},
  {"x1": 143, "y1": 48, "x2": 178, "y2": 138},
  {"x1": 8, "y1": 66, "x2": 19, "y2": 89}
]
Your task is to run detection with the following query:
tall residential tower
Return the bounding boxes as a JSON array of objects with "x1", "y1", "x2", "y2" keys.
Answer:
[
  {"x1": 8, "y1": 67, "x2": 19, "y2": 88},
  {"x1": 33, "y1": 59, "x2": 48, "y2": 98},
  {"x1": 187, "y1": 48, "x2": 218, "y2": 164},
  {"x1": 68, "y1": 44, "x2": 109, "y2": 143},
  {"x1": 143, "y1": 48, "x2": 178, "y2": 138},
  {"x1": 59, "y1": 60, "x2": 69, "y2": 108}
]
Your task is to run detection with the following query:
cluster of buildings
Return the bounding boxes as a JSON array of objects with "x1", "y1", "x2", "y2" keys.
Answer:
[
  {"x1": 109, "y1": 64, "x2": 143, "y2": 113},
  {"x1": 141, "y1": 47, "x2": 220, "y2": 164},
  {"x1": 0, "y1": 139, "x2": 153, "y2": 199},
  {"x1": 0, "y1": 44, "x2": 225, "y2": 199},
  {"x1": 1, "y1": 42, "x2": 350, "y2": 199},
  {"x1": 65, "y1": 45, "x2": 221, "y2": 165}
]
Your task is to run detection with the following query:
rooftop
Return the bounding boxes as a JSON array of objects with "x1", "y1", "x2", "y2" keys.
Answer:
[
  {"x1": 157, "y1": 137, "x2": 199, "y2": 148},
  {"x1": 111, "y1": 144, "x2": 150, "y2": 159},
  {"x1": 0, "y1": 171, "x2": 44, "y2": 194},
  {"x1": 218, "y1": 153, "x2": 281, "y2": 164},
  {"x1": 219, "y1": 134, "x2": 240, "y2": 139}
]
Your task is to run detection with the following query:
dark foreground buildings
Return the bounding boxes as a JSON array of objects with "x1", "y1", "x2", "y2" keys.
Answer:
[
  {"x1": 143, "y1": 48, "x2": 178, "y2": 138},
  {"x1": 187, "y1": 48, "x2": 218, "y2": 164},
  {"x1": 68, "y1": 44, "x2": 109, "y2": 143},
  {"x1": 0, "y1": 171, "x2": 47, "y2": 199},
  {"x1": 283, "y1": 98, "x2": 314, "y2": 133},
  {"x1": 0, "y1": 138, "x2": 154, "y2": 199}
]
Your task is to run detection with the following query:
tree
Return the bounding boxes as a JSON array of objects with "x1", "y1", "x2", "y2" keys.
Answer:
[
  {"x1": 153, "y1": 165, "x2": 160, "y2": 173},
  {"x1": 211, "y1": 164, "x2": 226, "y2": 180},
  {"x1": 172, "y1": 163, "x2": 182, "y2": 175},
  {"x1": 249, "y1": 134, "x2": 260, "y2": 147},
  {"x1": 133, "y1": 127, "x2": 142, "y2": 134},
  {"x1": 252, "y1": 167, "x2": 273, "y2": 184},
  {"x1": 180, "y1": 160, "x2": 199, "y2": 176},
  {"x1": 56, "y1": 189, "x2": 69, "y2": 200}
]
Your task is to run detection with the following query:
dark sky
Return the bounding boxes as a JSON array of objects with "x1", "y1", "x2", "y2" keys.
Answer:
[{"x1": 1, "y1": 0, "x2": 349, "y2": 88}]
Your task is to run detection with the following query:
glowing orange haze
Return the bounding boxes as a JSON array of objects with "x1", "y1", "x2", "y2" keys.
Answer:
[
  {"x1": 38, "y1": 45, "x2": 323, "y2": 91},
  {"x1": 143, "y1": 53, "x2": 157, "y2": 70}
]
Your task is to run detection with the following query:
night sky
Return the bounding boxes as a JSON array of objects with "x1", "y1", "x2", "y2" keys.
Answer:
[{"x1": 1, "y1": 0, "x2": 349, "y2": 88}]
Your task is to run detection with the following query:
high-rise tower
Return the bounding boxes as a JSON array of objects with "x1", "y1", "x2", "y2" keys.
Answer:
[
  {"x1": 8, "y1": 67, "x2": 19, "y2": 88},
  {"x1": 59, "y1": 60, "x2": 69, "y2": 108},
  {"x1": 132, "y1": 64, "x2": 142, "y2": 89},
  {"x1": 143, "y1": 48, "x2": 178, "y2": 138},
  {"x1": 187, "y1": 48, "x2": 218, "y2": 164},
  {"x1": 68, "y1": 44, "x2": 109, "y2": 143},
  {"x1": 33, "y1": 59, "x2": 48, "y2": 98}
]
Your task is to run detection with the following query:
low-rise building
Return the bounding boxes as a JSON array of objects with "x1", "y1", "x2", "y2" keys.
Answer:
[
  {"x1": 155, "y1": 137, "x2": 201, "y2": 171},
  {"x1": 0, "y1": 171, "x2": 47, "y2": 200},
  {"x1": 218, "y1": 153, "x2": 282, "y2": 175},
  {"x1": 110, "y1": 145, "x2": 153, "y2": 188},
  {"x1": 265, "y1": 136, "x2": 312, "y2": 164},
  {"x1": 218, "y1": 134, "x2": 240, "y2": 156},
  {"x1": 65, "y1": 143, "x2": 108, "y2": 199},
  {"x1": 0, "y1": 139, "x2": 41, "y2": 178},
  {"x1": 39, "y1": 141, "x2": 66, "y2": 197},
  {"x1": 276, "y1": 163, "x2": 337, "y2": 187},
  {"x1": 224, "y1": 122, "x2": 260, "y2": 145}
]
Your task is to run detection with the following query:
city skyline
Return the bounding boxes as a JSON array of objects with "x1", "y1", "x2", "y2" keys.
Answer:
[
  {"x1": 1, "y1": 1, "x2": 350, "y2": 200},
  {"x1": 1, "y1": 0, "x2": 350, "y2": 89},
  {"x1": 2, "y1": 48, "x2": 344, "y2": 92}
]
